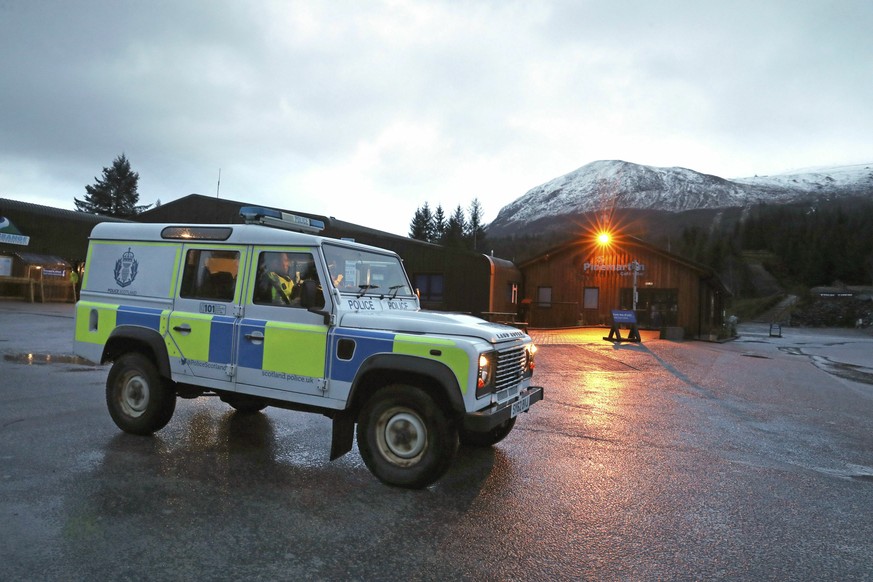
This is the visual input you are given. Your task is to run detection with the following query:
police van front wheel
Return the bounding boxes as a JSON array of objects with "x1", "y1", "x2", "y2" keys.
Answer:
[
  {"x1": 357, "y1": 385, "x2": 458, "y2": 489},
  {"x1": 106, "y1": 353, "x2": 176, "y2": 435}
]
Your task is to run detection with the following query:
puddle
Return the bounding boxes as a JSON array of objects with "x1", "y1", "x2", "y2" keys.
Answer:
[
  {"x1": 812, "y1": 464, "x2": 873, "y2": 482},
  {"x1": 775, "y1": 347, "x2": 873, "y2": 386},
  {"x1": 3, "y1": 353, "x2": 96, "y2": 366},
  {"x1": 778, "y1": 347, "x2": 805, "y2": 356},
  {"x1": 815, "y1": 359, "x2": 873, "y2": 386}
]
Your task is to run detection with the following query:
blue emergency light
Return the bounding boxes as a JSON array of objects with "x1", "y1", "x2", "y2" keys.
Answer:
[{"x1": 240, "y1": 206, "x2": 325, "y2": 234}]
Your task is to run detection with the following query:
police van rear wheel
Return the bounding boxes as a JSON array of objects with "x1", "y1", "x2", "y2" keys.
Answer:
[
  {"x1": 106, "y1": 353, "x2": 176, "y2": 435},
  {"x1": 357, "y1": 385, "x2": 458, "y2": 489}
]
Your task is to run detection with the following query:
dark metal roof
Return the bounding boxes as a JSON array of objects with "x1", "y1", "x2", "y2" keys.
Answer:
[
  {"x1": 12, "y1": 251, "x2": 70, "y2": 266},
  {"x1": 0, "y1": 198, "x2": 130, "y2": 224}
]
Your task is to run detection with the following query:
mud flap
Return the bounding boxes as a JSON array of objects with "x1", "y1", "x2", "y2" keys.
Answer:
[{"x1": 330, "y1": 409, "x2": 356, "y2": 460}]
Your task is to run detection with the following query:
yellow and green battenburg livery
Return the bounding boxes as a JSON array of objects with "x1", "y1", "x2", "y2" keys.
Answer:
[{"x1": 75, "y1": 301, "x2": 470, "y2": 389}]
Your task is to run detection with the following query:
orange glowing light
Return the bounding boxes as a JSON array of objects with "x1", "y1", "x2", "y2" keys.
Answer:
[{"x1": 596, "y1": 232, "x2": 611, "y2": 245}]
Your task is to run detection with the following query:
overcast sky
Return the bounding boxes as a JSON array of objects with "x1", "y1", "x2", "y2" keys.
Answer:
[{"x1": 1, "y1": 0, "x2": 871, "y2": 236}]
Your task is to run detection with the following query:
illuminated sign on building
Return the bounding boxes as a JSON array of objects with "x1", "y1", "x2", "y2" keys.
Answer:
[{"x1": 583, "y1": 256, "x2": 645, "y2": 276}]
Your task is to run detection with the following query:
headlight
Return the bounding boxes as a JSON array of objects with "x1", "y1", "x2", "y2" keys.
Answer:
[
  {"x1": 525, "y1": 343, "x2": 537, "y2": 374},
  {"x1": 476, "y1": 352, "x2": 496, "y2": 397}
]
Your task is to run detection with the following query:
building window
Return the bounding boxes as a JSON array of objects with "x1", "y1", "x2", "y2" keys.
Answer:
[
  {"x1": 620, "y1": 287, "x2": 678, "y2": 327},
  {"x1": 179, "y1": 249, "x2": 239, "y2": 302},
  {"x1": 537, "y1": 286, "x2": 552, "y2": 307},
  {"x1": 507, "y1": 282, "x2": 519, "y2": 304},
  {"x1": 583, "y1": 287, "x2": 599, "y2": 309},
  {"x1": 414, "y1": 273, "x2": 444, "y2": 302}
]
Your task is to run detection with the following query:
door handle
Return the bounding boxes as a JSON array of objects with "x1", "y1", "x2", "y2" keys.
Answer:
[
  {"x1": 173, "y1": 324, "x2": 192, "y2": 334},
  {"x1": 245, "y1": 331, "x2": 265, "y2": 342}
]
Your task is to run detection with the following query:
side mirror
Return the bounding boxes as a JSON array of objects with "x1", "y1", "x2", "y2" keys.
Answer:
[{"x1": 302, "y1": 279, "x2": 332, "y2": 325}]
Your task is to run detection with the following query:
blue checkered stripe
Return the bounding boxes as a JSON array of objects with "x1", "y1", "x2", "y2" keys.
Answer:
[{"x1": 329, "y1": 328, "x2": 396, "y2": 383}]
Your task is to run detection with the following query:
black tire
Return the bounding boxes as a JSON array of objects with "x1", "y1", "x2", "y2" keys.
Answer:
[
  {"x1": 106, "y1": 352, "x2": 176, "y2": 435},
  {"x1": 459, "y1": 417, "x2": 516, "y2": 447},
  {"x1": 357, "y1": 385, "x2": 458, "y2": 489},
  {"x1": 221, "y1": 395, "x2": 268, "y2": 414}
]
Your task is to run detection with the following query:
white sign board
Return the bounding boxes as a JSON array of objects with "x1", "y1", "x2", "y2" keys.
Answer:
[{"x1": 0, "y1": 256, "x2": 12, "y2": 277}]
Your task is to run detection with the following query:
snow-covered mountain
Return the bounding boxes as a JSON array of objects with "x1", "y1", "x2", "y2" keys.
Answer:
[{"x1": 487, "y1": 160, "x2": 873, "y2": 239}]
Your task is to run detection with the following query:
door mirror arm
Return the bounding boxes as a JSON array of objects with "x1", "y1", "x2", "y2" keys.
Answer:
[{"x1": 308, "y1": 308, "x2": 333, "y2": 326}]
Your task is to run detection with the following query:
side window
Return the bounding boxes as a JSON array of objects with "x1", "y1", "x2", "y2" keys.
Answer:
[
  {"x1": 414, "y1": 273, "x2": 444, "y2": 302},
  {"x1": 583, "y1": 287, "x2": 599, "y2": 309},
  {"x1": 537, "y1": 286, "x2": 552, "y2": 307},
  {"x1": 179, "y1": 249, "x2": 239, "y2": 302},
  {"x1": 253, "y1": 251, "x2": 323, "y2": 308}
]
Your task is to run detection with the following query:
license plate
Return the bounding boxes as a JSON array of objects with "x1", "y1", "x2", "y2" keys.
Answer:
[{"x1": 510, "y1": 395, "x2": 531, "y2": 418}]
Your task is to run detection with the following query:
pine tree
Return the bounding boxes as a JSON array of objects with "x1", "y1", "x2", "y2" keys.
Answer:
[
  {"x1": 444, "y1": 205, "x2": 468, "y2": 248},
  {"x1": 432, "y1": 204, "x2": 447, "y2": 244},
  {"x1": 421, "y1": 202, "x2": 434, "y2": 242},
  {"x1": 409, "y1": 202, "x2": 435, "y2": 241},
  {"x1": 466, "y1": 198, "x2": 486, "y2": 251},
  {"x1": 75, "y1": 154, "x2": 149, "y2": 217}
]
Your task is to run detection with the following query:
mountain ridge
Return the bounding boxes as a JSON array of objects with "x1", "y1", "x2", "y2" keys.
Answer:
[{"x1": 487, "y1": 160, "x2": 873, "y2": 240}]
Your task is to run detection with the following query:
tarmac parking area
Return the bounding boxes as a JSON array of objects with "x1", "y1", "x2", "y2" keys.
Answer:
[{"x1": 3, "y1": 302, "x2": 873, "y2": 580}]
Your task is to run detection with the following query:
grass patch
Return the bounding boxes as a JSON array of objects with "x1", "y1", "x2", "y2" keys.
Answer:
[{"x1": 729, "y1": 294, "x2": 785, "y2": 320}]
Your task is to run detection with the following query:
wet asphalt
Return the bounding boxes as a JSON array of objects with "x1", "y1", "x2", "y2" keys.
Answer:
[{"x1": 2, "y1": 301, "x2": 873, "y2": 580}]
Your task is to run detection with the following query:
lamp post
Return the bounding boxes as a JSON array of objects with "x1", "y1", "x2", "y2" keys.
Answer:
[{"x1": 629, "y1": 259, "x2": 640, "y2": 312}]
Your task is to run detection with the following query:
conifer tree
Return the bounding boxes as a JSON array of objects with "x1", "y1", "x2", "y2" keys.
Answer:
[
  {"x1": 443, "y1": 205, "x2": 468, "y2": 248},
  {"x1": 75, "y1": 154, "x2": 149, "y2": 217},
  {"x1": 466, "y1": 198, "x2": 486, "y2": 251},
  {"x1": 408, "y1": 202, "x2": 434, "y2": 241},
  {"x1": 432, "y1": 204, "x2": 447, "y2": 244}
]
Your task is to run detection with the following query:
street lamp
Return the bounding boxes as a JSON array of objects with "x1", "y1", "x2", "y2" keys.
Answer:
[{"x1": 629, "y1": 259, "x2": 641, "y2": 311}]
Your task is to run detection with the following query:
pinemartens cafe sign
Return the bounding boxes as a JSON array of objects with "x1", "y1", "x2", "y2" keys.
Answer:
[{"x1": 583, "y1": 255, "x2": 646, "y2": 277}]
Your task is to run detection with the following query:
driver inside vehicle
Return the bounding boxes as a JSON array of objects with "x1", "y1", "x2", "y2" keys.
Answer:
[{"x1": 256, "y1": 252, "x2": 296, "y2": 305}]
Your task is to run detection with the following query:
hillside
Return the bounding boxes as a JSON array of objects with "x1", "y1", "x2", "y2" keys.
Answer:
[{"x1": 487, "y1": 160, "x2": 873, "y2": 244}]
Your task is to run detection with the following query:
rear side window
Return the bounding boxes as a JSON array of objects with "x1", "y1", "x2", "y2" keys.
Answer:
[{"x1": 179, "y1": 249, "x2": 240, "y2": 302}]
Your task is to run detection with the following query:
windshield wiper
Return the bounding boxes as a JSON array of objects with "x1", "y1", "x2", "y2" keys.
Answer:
[
  {"x1": 357, "y1": 284, "x2": 380, "y2": 298},
  {"x1": 389, "y1": 285, "x2": 404, "y2": 299}
]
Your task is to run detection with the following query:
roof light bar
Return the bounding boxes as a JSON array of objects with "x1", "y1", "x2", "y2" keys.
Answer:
[{"x1": 240, "y1": 206, "x2": 325, "y2": 234}]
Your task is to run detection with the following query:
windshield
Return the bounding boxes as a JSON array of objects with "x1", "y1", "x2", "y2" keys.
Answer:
[{"x1": 323, "y1": 243, "x2": 413, "y2": 297}]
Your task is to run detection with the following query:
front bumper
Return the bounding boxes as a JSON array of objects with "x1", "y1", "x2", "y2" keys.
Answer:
[{"x1": 462, "y1": 385, "x2": 544, "y2": 432}]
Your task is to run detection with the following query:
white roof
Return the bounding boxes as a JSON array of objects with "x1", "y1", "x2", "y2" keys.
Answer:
[{"x1": 88, "y1": 221, "x2": 397, "y2": 256}]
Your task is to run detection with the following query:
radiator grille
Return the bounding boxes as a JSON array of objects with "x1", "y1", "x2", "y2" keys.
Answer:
[{"x1": 494, "y1": 347, "x2": 525, "y2": 392}]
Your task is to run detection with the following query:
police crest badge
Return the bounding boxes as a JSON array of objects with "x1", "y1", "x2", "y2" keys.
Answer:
[{"x1": 114, "y1": 247, "x2": 139, "y2": 287}]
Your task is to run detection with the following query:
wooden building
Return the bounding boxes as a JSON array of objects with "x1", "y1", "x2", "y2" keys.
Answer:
[
  {"x1": 0, "y1": 251, "x2": 76, "y2": 302},
  {"x1": 1, "y1": 198, "x2": 127, "y2": 262},
  {"x1": 518, "y1": 235, "x2": 729, "y2": 338},
  {"x1": 1, "y1": 198, "x2": 126, "y2": 302}
]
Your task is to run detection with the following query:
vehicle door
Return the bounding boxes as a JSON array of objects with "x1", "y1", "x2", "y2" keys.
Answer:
[
  {"x1": 167, "y1": 245, "x2": 248, "y2": 386},
  {"x1": 234, "y1": 247, "x2": 331, "y2": 398}
]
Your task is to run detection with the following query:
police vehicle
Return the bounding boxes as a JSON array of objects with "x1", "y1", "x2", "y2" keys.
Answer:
[{"x1": 73, "y1": 206, "x2": 544, "y2": 488}]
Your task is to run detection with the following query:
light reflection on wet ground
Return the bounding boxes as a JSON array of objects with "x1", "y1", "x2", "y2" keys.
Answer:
[
  {"x1": 3, "y1": 352, "x2": 95, "y2": 366},
  {"x1": 5, "y1": 308, "x2": 873, "y2": 579}
]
